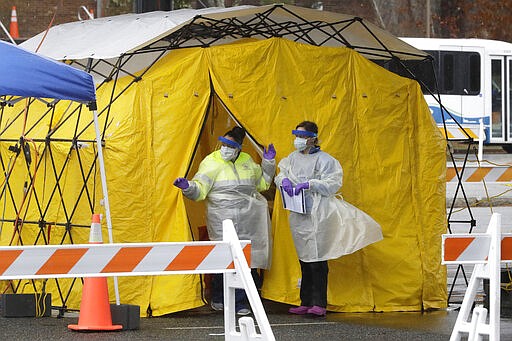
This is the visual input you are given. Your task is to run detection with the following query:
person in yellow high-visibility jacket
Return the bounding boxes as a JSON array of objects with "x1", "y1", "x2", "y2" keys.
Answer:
[{"x1": 174, "y1": 126, "x2": 276, "y2": 316}]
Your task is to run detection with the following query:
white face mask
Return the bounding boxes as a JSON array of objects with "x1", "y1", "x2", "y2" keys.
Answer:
[
  {"x1": 220, "y1": 145, "x2": 238, "y2": 161},
  {"x1": 294, "y1": 137, "x2": 308, "y2": 151}
]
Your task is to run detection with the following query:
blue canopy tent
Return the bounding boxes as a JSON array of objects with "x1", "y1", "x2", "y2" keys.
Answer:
[
  {"x1": 0, "y1": 40, "x2": 121, "y2": 304},
  {"x1": 0, "y1": 40, "x2": 95, "y2": 103}
]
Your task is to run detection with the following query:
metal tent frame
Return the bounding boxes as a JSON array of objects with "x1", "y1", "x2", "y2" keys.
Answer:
[{"x1": 0, "y1": 4, "x2": 474, "y2": 312}]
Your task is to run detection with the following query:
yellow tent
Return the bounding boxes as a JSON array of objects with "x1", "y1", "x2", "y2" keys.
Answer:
[
  {"x1": 0, "y1": 36, "x2": 446, "y2": 315},
  {"x1": 206, "y1": 38, "x2": 447, "y2": 312}
]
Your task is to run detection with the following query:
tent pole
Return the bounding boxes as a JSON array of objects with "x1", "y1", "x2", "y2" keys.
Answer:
[
  {"x1": 92, "y1": 109, "x2": 120, "y2": 305},
  {"x1": 0, "y1": 20, "x2": 16, "y2": 44}
]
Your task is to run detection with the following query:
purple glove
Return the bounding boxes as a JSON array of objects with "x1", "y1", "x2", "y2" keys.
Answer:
[
  {"x1": 294, "y1": 182, "x2": 309, "y2": 195},
  {"x1": 173, "y1": 177, "x2": 189, "y2": 190},
  {"x1": 281, "y1": 178, "x2": 294, "y2": 196},
  {"x1": 263, "y1": 143, "x2": 276, "y2": 160}
]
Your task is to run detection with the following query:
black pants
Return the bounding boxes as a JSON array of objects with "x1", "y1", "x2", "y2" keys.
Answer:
[
  {"x1": 210, "y1": 269, "x2": 261, "y2": 309},
  {"x1": 299, "y1": 260, "x2": 328, "y2": 308}
]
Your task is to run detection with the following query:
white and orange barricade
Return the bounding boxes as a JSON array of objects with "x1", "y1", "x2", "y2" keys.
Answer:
[
  {"x1": 0, "y1": 219, "x2": 274, "y2": 341},
  {"x1": 446, "y1": 166, "x2": 512, "y2": 183},
  {"x1": 442, "y1": 213, "x2": 512, "y2": 341}
]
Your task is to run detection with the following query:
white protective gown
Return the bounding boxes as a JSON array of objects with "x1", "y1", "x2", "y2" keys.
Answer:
[{"x1": 275, "y1": 149, "x2": 383, "y2": 262}]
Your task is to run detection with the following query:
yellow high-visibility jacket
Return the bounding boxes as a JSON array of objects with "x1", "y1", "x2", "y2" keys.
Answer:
[{"x1": 183, "y1": 150, "x2": 275, "y2": 269}]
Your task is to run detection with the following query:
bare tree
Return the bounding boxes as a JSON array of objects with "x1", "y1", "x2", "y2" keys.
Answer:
[
  {"x1": 201, "y1": 0, "x2": 225, "y2": 7},
  {"x1": 3, "y1": 0, "x2": 511, "y2": 42}
]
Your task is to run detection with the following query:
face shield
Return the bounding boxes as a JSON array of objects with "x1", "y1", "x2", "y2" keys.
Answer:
[
  {"x1": 292, "y1": 129, "x2": 317, "y2": 151},
  {"x1": 218, "y1": 136, "x2": 241, "y2": 161}
]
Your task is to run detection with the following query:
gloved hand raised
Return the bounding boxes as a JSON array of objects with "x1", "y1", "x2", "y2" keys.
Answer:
[
  {"x1": 281, "y1": 178, "x2": 294, "y2": 196},
  {"x1": 294, "y1": 182, "x2": 309, "y2": 195},
  {"x1": 263, "y1": 143, "x2": 276, "y2": 160},
  {"x1": 173, "y1": 177, "x2": 189, "y2": 190}
]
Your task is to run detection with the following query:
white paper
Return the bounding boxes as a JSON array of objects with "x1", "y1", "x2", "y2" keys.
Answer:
[{"x1": 279, "y1": 186, "x2": 306, "y2": 214}]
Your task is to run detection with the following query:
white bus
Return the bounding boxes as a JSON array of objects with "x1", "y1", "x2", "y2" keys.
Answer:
[{"x1": 400, "y1": 38, "x2": 512, "y2": 151}]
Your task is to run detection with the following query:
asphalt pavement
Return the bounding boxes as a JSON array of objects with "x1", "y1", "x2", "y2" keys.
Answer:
[
  {"x1": 1, "y1": 299, "x2": 512, "y2": 340},
  {"x1": 2, "y1": 210, "x2": 509, "y2": 339}
]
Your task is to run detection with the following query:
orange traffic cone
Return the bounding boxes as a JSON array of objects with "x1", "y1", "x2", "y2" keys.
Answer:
[
  {"x1": 9, "y1": 6, "x2": 19, "y2": 39},
  {"x1": 68, "y1": 214, "x2": 122, "y2": 332}
]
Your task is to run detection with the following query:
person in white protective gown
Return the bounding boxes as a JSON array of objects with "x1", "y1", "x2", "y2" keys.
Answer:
[
  {"x1": 275, "y1": 121, "x2": 383, "y2": 317},
  {"x1": 173, "y1": 126, "x2": 276, "y2": 316}
]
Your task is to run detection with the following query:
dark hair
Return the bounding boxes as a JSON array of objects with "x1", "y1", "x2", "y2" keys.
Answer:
[
  {"x1": 296, "y1": 121, "x2": 318, "y2": 135},
  {"x1": 224, "y1": 126, "x2": 246, "y2": 146}
]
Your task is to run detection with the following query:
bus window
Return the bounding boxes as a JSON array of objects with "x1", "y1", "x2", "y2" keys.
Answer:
[
  {"x1": 442, "y1": 54, "x2": 454, "y2": 92},
  {"x1": 371, "y1": 57, "x2": 438, "y2": 94},
  {"x1": 430, "y1": 51, "x2": 481, "y2": 96},
  {"x1": 469, "y1": 54, "x2": 481, "y2": 93},
  {"x1": 372, "y1": 48, "x2": 481, "y2": 96},
  {"x1": 491, "y1": 59, "x2": 503, "y2": 138},
  {"x1": 418, "y1": 50, "x2": 439, "y2": 93},
  {"x1": 509, "y1": 58, "x2": 512, "y2": 140}
]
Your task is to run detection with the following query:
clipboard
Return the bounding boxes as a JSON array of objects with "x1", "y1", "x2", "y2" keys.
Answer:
[{"x1": 279, "y1": 186, "x2": 306, "y2": 214}]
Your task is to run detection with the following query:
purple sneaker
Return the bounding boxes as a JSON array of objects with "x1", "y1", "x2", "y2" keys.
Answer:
[
  {"x1": 307, "y1": 306, "x2": 326, "y2": 316},
  {"x1": 288, "y1": 306, "x2": 311, "y2": 315}
]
